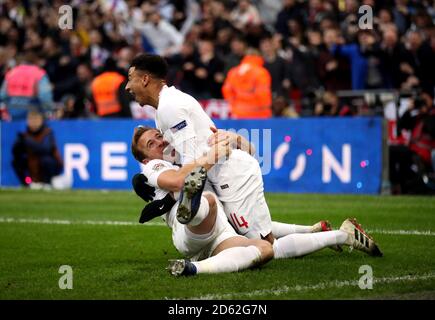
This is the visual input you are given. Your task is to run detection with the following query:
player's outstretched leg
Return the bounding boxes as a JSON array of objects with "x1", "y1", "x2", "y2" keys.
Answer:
[
  {"x1": 311, "y1": 220, "x2": 332, "y2": 232},
  {"x1": 273, "y1": 220, "x2": 343, "y2": 252},
  {"x1": 273, "y1": 220, "x2": 341, "y2": 235},
  {"x1": 339, "y1": 218, "x2": 383, "y2": 257},
  {"x1": 311, "y1": 220, "x2": 343, "y2": 252},
  {"x1": 177, "y1": 166, "x2": 207, "y2": 224},
  {"x1": 167, "y1": 240, "x2": 273, "y2": 277}
]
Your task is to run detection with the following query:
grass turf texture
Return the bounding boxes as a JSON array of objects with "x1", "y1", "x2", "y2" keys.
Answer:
[{"x1": 0, "y1": 189, "x2": 434, "y2": 300}]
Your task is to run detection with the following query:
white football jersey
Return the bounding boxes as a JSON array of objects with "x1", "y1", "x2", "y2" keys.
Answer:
[
  {"x1": 141, "y1": 158, "x2": 180, "y2": 228},
  {"x1": 155, "y1": 85, "x2": 214, "y2": 164},
  {"x1": 155, "y1": 86, "x2": 261, "y2": 203}
]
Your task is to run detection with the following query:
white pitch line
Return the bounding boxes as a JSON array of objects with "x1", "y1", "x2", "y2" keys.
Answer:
[
  {"x1": 184, "y1": 273, "x2": 435, "y2": 300},
  {"x1": 0, "y1": 217, "x2": 434, "y2": 237},
  {"x1": 368, "y1": 229, "x2": 435, "y2": 237},
  {"x1": 0, "y1": 217, "x2": 165, "y2": 227}
]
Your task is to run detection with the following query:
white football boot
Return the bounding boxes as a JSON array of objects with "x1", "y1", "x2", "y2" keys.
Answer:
[
  {"x1": 176, "y1": 166, "x2": 207, "y2": 224},
  {"x1": 340, "y1": 218, "x2": 383, "y2": 257},
  {"x1": 166, "y1": 259, "x2": 197, "y2": 277}
]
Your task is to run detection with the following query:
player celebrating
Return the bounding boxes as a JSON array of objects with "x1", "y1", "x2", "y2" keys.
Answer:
[
  {"x1": 125, "y1": 54, "x2": 383, "y2": 259},
  {"x1": 131, "y1": 125, "x2": 274, "y2": 276}
]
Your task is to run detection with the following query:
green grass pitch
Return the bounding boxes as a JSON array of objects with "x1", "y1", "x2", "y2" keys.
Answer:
[{"x1": 0, "y1": 189, "x2": 434, "y2": 300}]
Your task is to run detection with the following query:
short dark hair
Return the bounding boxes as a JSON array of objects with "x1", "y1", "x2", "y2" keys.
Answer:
[
  {"x1": 130, "y1": 54, "x2": 169, "y2": 79},
  {"x1": 131, "y1": 125, "x2": 154, "y2": 162}
]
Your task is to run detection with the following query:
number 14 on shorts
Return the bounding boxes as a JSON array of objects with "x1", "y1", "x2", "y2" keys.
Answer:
[{"x1": 230, "y1": 213, "x2": 249, "y2": 229}]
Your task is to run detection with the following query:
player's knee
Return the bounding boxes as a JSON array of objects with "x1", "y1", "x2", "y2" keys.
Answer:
[
  {"x1": 262, "y1": 232, "x2": 275, "y2": 245},
  {"x1": 203, "y1": 193, "x2": 216, "y2": 214},
  {"x1": 256, "y1": 240, "x2": 274, "y2": 263}
]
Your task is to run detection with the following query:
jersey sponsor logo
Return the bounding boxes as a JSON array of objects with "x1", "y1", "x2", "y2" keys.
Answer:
[
  {"x1": 152, "y1": 163, "x2": 165, "y2": 171},
  {"x1": 220, "y1": 184, "x2": 229, "y2": 190},
  {"x1": 230, "y1": 213, "x2": 249, "y2": 229},
  {"x1": 170, "y1": 120, "x2": 187, "y2": 133}
]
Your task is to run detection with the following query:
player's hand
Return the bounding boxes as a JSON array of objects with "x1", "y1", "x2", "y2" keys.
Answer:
[
  {"x1": 208, "y1": 127, "x2": 237, "y2": 147},
  {"x1": 207, "y1": 138, "x2": 231, "y2": 164},
  {"x1": 208, "y1": 130, "x2": 228, "y2": 146},
  {"x1": 139, "y1": 194, "x2": 176, "y2": 224},
  {"x1": 132, "y1": 173, "x2": 155, "y2": 202}
]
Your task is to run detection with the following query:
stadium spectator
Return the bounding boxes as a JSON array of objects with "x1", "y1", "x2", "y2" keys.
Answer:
[
  {"x1": 259, "y1": 35, "x2": 291, "y2": 97},
  {"x1": 283, "y1": 30, "x2": 322, "y2": 112},
  {"x1": 190, "y1": 37, "x2": 225, "y2": 99},
  {"x1": 72, "y1": 63, "x2": 95, "y2": 118},
  {"x1": 42, "y1": 35, "x2": 80, "y2": 102},
  {"x1": 330, "y1": 29, "x2": 385, "y2": 90},
  {"x1": 87, "y1": 30, "x2": 111, "y2": 72},
  {"x1": 317, "y1": 28, "x2": 352, "y2": 92},
  {"x1": 392, "y1": 0, "x2": 411, "y2": 35},
  {"x1": 222, "y1": 51, "x2": 272, "y2": 119},
  {"x1": 166, "y1": 41, "x2": 197, "y2": 95},
  {"x1": 137, "y1": 5, "x2": 184, "y2": 57},
  {"x1": 401, "y1": 29, "x2": 434, "y2": 94},
  {"x1": 314, "y1": 91, "x2": 354, "y2": 117},
  {"x1": 307, "y1": 0, "x2": 328, "y2": 26},
  {"x1": 230, "y1": 0, "x2": 262, "y2": 32},
  {"x1": 0, "y1": 50, "x2": 53, "y2": 120},
  {"x1": 272, "y1": 95, "x2": 299, "y2": 118},
  {"x1": 55, "y1": 94, "x2": 77, "y2": 119},
  {"x1": 115, "y1": 46, "x2": 136, "y2": 75},
  {"x1": 254, "y1": 0, "x2": 282, "y2": 27},
  {"x1": 215, "y1": 26, "x2": 234, "y2": 58},
  {"x1": 11, "y1": 109, "x2": 63, "y2": 189},
  {"x1": 90, "y1": 58, "x2": 131, "y2": 118},
  {"x1": 275, "y1": 0, "x2": 305, "y2": 38},
  {"x1": 339, "y1": 0, "x2": 360, "y2": 42},
  {"x1": 223, "y1": 34, "x2": 248, "y2": 75},
  {"x1": 379, "y1": 25, "x2": 411, "y2": 89}
]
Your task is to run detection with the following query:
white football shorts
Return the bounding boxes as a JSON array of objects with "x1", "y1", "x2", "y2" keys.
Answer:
[
  {"x1": 222, "y1": 183, "x2": 273, "y2": 239},
  {"x1": 171, "y1": 193, "x2": 238, "y2": 261}
]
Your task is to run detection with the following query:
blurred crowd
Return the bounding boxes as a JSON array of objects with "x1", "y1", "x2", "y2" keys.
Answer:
[
  {"x1": 1, "y1": 0, "x2": 434, "y2": 193},
  {"x1": 0, "y1": 0, "x2": 434, "y2": 120}
]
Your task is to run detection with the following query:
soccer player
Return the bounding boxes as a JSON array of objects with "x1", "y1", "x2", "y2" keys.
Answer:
[
  {"x1": 131, "y1": 125, "x2": 274, "y2": 276},
  {"x1": 125, "y1": 54, "x2": 383, "y2": 259}
]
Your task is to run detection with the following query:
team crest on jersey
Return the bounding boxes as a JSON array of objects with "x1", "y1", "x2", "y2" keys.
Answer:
[
  {"x1": 170, "y1": 120, "x2": 187, "y2": 133},
  {"x1": 152, "y1": 163, "x2": 165, "y2": 171}
]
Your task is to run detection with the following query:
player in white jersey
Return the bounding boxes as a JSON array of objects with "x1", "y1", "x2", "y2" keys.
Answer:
[
  {"x1": 131, "y1": 126, "x2": 274, "y2": 276},
  {"x1": 126, "y1": 54, "x2": 383, "y2": 259}
]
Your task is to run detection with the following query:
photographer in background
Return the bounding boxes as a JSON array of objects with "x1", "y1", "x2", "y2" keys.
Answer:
[
  {"x1": 389, "y1": 91, "x2": 435, "y2": 194},
  {"x1": 11, "y1": 109, "x2": 63, "y2": 189}
]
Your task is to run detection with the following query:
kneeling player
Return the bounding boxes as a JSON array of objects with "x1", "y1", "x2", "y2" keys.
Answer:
[{"x1": 131, "y1": 126, "x2": 274, "y2": 276}]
